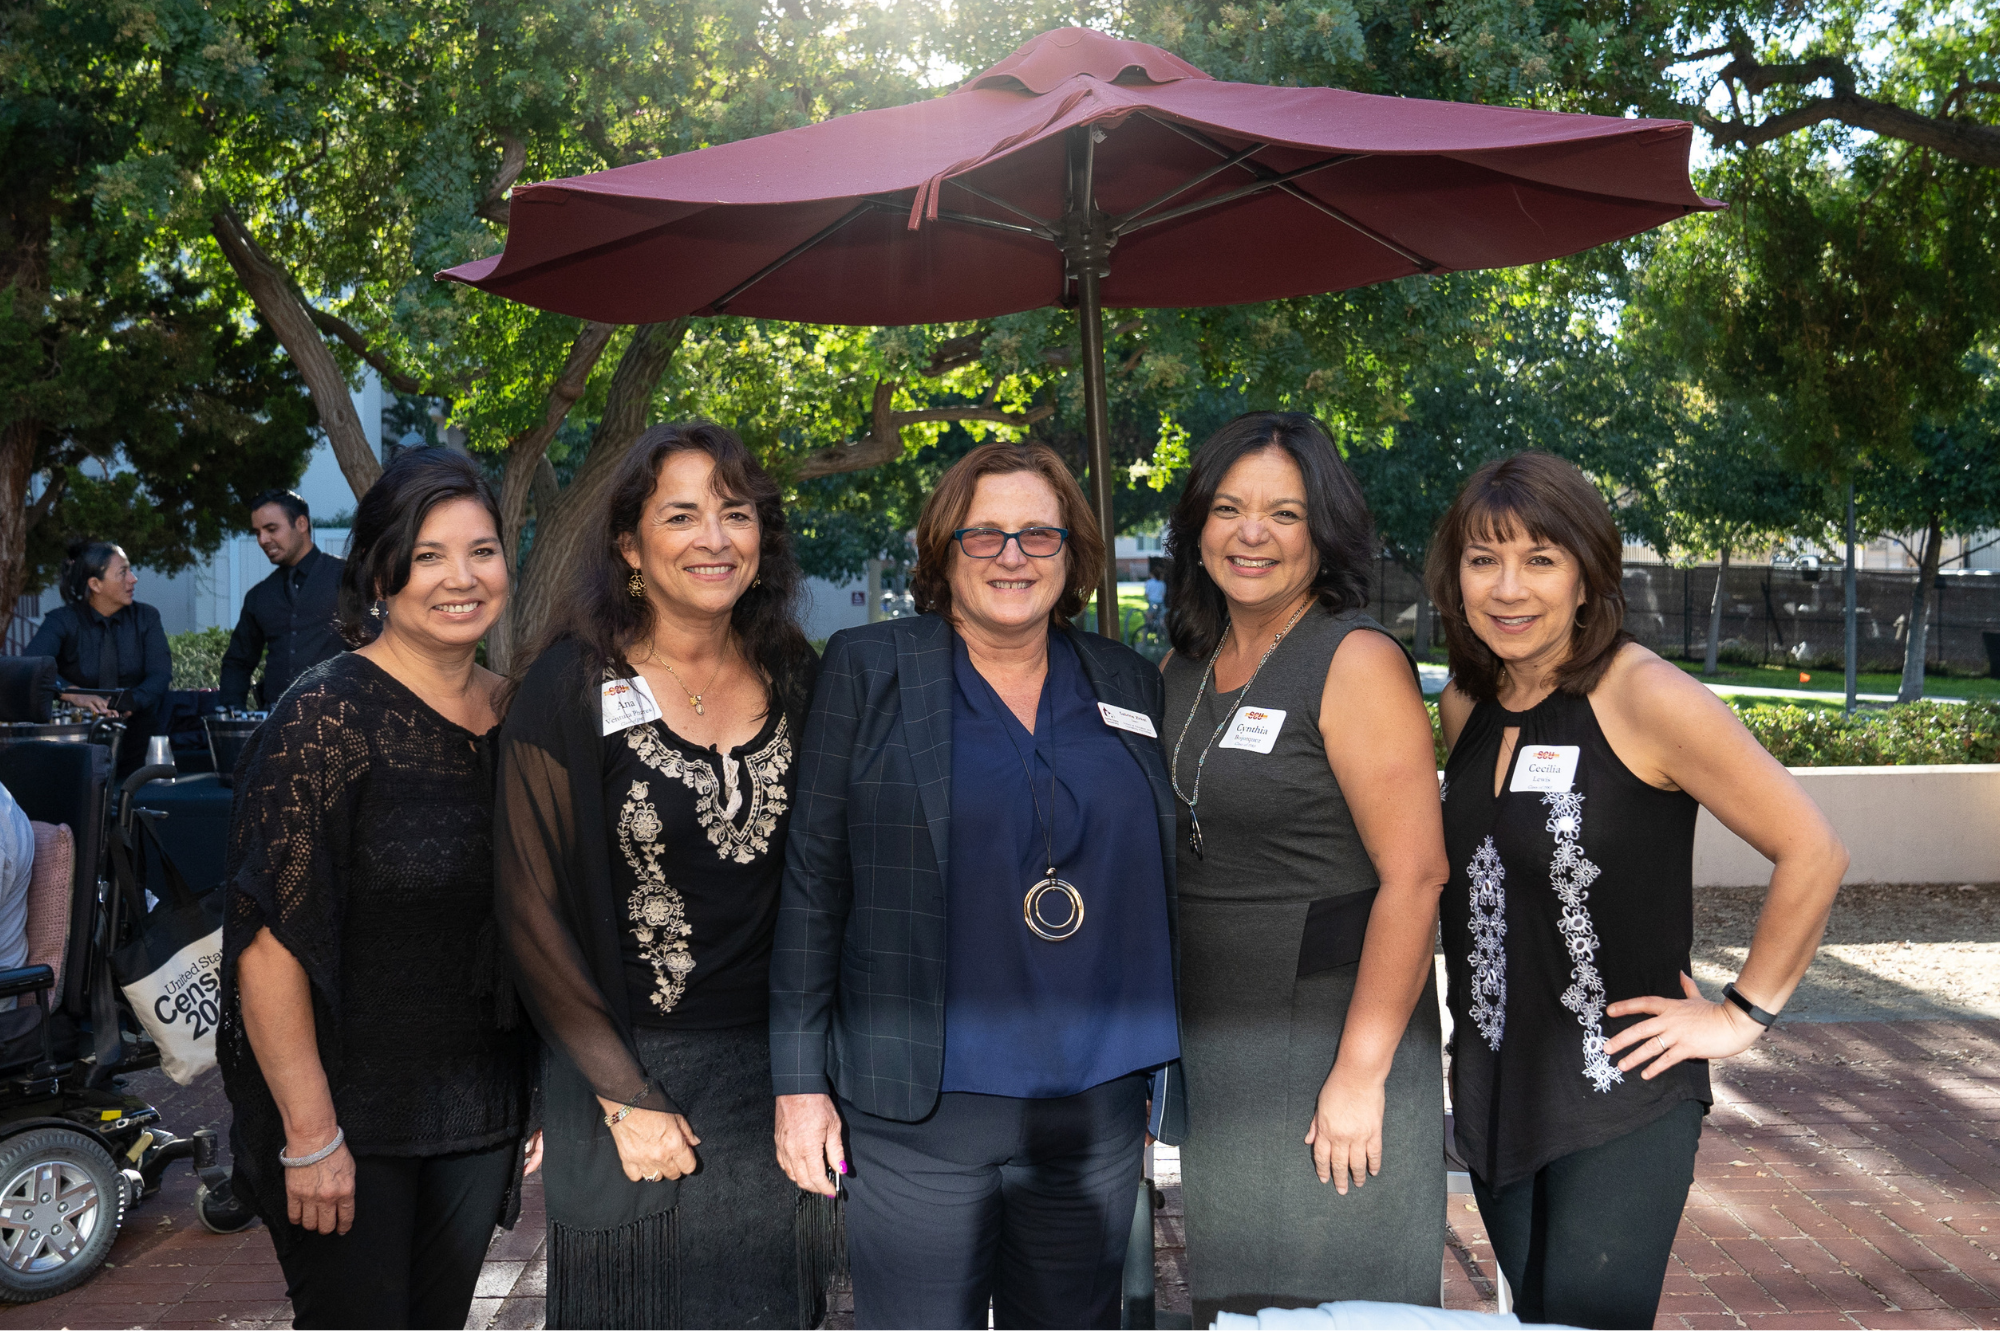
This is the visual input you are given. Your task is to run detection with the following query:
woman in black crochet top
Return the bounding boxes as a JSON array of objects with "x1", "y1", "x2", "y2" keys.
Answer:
[{"x1": 219, "y1": 449, "x2": 530, "y2": 1329}]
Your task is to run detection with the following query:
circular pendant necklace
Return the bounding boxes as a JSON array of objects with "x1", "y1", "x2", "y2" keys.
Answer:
[
  {"x1": 1169, "y1": 596, "x2": 1312, "y2": 860},
  {"x1": 981, "y1": 666, "x2": 1082, "y2": 942}
]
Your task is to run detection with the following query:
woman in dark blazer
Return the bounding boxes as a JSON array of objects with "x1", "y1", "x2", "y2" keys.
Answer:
[
  {"x1": 772, "y1": 440, "x2": 1183, "y2": 1331},
  {"x1": 25, "y1": 540, "x2": 172, "y2": 777}
]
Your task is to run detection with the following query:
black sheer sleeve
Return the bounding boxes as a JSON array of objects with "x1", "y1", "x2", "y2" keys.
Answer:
[
  {"x1": 221, "y1": 673, "x2": 366, "y2": 1017},
  {"x1": 496, "y1": 644, "x2": 670, "y2": 1113}
]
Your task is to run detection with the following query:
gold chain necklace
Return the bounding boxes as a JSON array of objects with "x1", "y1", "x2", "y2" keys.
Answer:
[{"x1": 654, "y1": 649, "x2": 728, "y2": 717}]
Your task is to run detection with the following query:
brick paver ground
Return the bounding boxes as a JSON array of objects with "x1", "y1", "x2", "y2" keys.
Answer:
[{"x1": 4, "y1": 1018, "x2": 1993, "y2": 1329}]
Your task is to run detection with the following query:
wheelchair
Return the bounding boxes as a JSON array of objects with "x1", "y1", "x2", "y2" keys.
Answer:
[{"x1": 0, "y1": 655, "x2": 245, "y2": 1302}]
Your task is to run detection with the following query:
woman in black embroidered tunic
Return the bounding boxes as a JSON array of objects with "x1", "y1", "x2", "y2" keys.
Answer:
[
  {"x1": 219, "y1": 449, "x2": 529, "y2": 1330},
  {"x1": 1430, "y1": 453, "x2": 1845, "y2": 1329},
  {"x1": 496, "y1": 422, "x2": 823, "y2": 1329}
]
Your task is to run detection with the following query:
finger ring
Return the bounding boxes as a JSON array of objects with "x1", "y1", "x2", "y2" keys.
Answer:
[
  {"x1": 1655, "y1": 1035, "x2": 1670, "y2": 1053},
  {"x1": 645, "y1": 1172, "x2": 662, "y2": 1181}
]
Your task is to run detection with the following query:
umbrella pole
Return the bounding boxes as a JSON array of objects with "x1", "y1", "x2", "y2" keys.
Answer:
[
  {"x1": 1078, "y1": 267, "x2": 1118, "y2": 640},
  {"x1": 1066, "y1": 125, "x2": 1120, "y2": 641}
]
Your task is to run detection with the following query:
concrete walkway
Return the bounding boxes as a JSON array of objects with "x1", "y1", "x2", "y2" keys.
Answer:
[{"x1": 5, "y1": 1017, "x2": 1993, "y2": 1329}]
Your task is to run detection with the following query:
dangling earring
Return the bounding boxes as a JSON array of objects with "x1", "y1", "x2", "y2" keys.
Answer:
[
  {"x1": 628, "y1": 569, "x2": 645, "y2": 599},
  {"x1": 752, "y1": 576, "x2": 762, "y2": 589},
  {"x1": 369, "y1": 602, "x2": 384, "y2": 620}
]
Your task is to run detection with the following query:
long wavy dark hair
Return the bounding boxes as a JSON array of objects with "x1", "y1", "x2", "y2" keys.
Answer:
[
  {"x1": 337, "y1": 448, "x2": 503, "y2": 647},
  {"x1": 1164, "y1": 412, "x2": 1377, "y2": 661},
  {"x1": 546, "y1": 421, "x2": 816, "y2": 721}
]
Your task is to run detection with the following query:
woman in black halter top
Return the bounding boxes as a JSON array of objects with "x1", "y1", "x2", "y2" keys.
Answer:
[{"x1": 1429, "y1": 454, "x2": 1846, "y2": 1330}]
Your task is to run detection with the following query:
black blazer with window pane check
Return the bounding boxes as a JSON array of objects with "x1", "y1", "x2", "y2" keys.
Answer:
[{"x1": 770, "y1": 612, "x2": 1185, "y2": 1138}]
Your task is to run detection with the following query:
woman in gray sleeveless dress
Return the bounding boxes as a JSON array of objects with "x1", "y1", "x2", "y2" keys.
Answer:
[{"x1": 1160, "y1": 414, "x2": 1449, "y2": 1324}]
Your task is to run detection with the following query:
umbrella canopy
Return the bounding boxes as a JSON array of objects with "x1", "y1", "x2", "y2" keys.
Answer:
[{"x1": 442, "y1": 26, "x2": 1720, "y2": 634}]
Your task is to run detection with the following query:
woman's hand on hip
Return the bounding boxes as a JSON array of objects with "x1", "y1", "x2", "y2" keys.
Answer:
[
  {"x1": 285, "y1": 1137, "x2": 356, "y2": 1235},
  {"x1": 1305, "y1": 1065, "x2": 1384, "y2": 1195},
  {"x1": 602, "y1": 1103, "x2": 700, "y2": 1182},
  {"x1": 775, "y1": 1093, "x2": 845, "y2": 1197},
  {"x1": 1606, "y1": 971, "x2": 1764, "y2": 1078},
  {"x1": 523, "y1": 1130, "x2": 544, "y2": 1176}
]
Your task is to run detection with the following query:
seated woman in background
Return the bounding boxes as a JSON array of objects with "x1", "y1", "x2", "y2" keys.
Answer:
[
  {"x1": 24, "y1": 540, "x2": 171, "y2": 777},
  {"x1": 1431, "y1": 451, "x2": 1845, "y2": 1330},
  {"x1": 219, "y1": 449, "x2": 530, "y2": 1330}
]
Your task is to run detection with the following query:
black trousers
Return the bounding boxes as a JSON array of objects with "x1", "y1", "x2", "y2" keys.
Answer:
[
  {"x1": 1471, "y1": 1099, "x2": 1704, "y2": 1330},
  {"x1": 842, "y1": 1075, "x2": 1147, "y2": 1331},
  {"x1": 271, "y1": 1141, "x2": 517, "y2": 1330}
]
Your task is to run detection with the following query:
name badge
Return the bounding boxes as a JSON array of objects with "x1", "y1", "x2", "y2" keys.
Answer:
[
  {"x1": 1097, "y1": 702, "x2": 1158, "y2": 738},
  {"x1": 1509, "y1": 744, "x2": 1580, "y2": 794},
  {"x1": 1217, "y1": 706, "x2": 1286, "y2": 754},
  {"x1": 601, "y1": 675, "x2": 664, "y2": 736}
]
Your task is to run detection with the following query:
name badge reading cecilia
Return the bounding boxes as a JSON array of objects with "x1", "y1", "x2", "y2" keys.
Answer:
[{"x1": 1508, "y1": 744, "x2": 1580, "y2": 794}]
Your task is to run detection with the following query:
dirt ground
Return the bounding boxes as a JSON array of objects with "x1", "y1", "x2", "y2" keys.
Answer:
[{"x1": 1691, "y1": 882, "x2": 2000, "y2": 1022}]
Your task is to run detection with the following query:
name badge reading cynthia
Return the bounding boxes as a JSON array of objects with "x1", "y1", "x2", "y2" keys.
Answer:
[{"x1": 1216, "y1": 706, "x2": 1287, "y2": 754}]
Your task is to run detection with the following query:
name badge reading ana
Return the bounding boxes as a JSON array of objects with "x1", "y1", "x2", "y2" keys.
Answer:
[
  {"x1": 1217, "y1": 706, "x2": 1287, "y2": 754},
  {"x1": 1509, "y1": 744, "x2": 1581, "y2": 794},
  {"x1": 1096, "y1": 702, "x2": 1159, "y2": 738},
  {"x1": 601, "y1": 675, "x2": 664, "y2": 736}
]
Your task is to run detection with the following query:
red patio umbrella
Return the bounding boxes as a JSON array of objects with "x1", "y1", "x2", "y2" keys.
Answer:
[{"x1": 442, "y1": 26, "x2": 1719, "y2": 637}]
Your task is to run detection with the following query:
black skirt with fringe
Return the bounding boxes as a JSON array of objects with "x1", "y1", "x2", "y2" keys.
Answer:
[{"x1": 546, "y1": 1024, "x2": 841, "y2": 1329}]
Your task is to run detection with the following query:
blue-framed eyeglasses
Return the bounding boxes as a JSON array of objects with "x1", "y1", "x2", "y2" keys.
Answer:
[{"x1": 951, "y1": 527, "x2": 1070, "y2": 559}]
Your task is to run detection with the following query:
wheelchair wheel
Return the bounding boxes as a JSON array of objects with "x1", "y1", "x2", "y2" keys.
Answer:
[
  {"x1": 194, "y1": 1170, "x2": 260, "y2": 1235},
  {"x1": 0, "y1": 1127, "x2": 124, "y2": 1302}
]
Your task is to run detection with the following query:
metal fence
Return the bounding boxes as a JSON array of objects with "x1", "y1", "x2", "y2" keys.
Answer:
[
  {"x1": 2, "y1": 595, "x2": 38, "y2": 656},
  {"x1": 1366, "y1": 557, "x2": 2000, "y2": 675}
]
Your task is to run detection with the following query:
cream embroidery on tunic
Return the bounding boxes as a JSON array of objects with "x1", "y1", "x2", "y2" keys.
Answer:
[
  {"x1": 617, "y1": 780, "x2": 695, "y2": 1015},
  {"x1": 625, "y1": 718, "x2": 792, "y2": 864},
  {"x1": 1465, "y1": 835, "x2": 1507, "y2": 1051},
  {"x1": 1544, "y1": 791, "x2": 1622, "y2": 1092},
  {"x1": 618, "y1": 719, "x2": 794, "y2": 1014}
]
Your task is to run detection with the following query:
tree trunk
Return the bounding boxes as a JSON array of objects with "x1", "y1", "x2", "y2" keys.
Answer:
[
  {"x1": 501, "y1": 320, "x2": 690, "y2": 667},
  {"x1": 1897, "y1": 518, "x2": 1943, "y2": 704},
  {"x1": 1703, "y1": 545, "x2": 1731, "y2": 675},
  {"x1": 211, "y1": 209, "x2": 382, "y2": 499},
  {"x1": 0, "y1": 420, "x2": 38, "y2": 642}
]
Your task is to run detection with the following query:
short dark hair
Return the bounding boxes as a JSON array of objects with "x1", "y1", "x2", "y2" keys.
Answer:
[
  {"x1": 910, "y1": 440, "x2": 1105, "y2": 627},
  {"x1": 248, "y1": 489, "x2": 309, "y2": 526},
  {"x1": 58, "y1": 540, "x2": 122, "y2": 607},
  {"x1": 1164, "y1": 412, "x2": 1376, "y2": 661},
  {"x1": 337, "y1": 449, "x2": 502, "y2": 647},
  {"x1": 1423, "y1": 451, "x2": 1633, "y2": 702},
  {"x1": 544, "y1": 422, "x2": 816, "y2": 722}
]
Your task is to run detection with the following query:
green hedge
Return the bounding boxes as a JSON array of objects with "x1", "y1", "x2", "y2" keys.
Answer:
[
  {"x1": 168, "y1": 626, "x2": 232, "y2": 692},
  {"x1": 1729, "y1": 699, "x2": 2000, "y2": 767},
  {"x1": 1424, "y1": 698, "x2": 2000, "y2": 768}
]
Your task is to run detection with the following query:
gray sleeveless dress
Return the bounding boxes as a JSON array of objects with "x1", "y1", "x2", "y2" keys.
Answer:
[{"x1": 1162, "y1": 605, "x2": 1444, "y2": 1324}]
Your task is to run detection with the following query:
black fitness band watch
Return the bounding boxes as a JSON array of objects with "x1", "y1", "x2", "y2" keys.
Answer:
[{"x1": 1722, "y1": 982, "x2": 1778, "y2": 1028}]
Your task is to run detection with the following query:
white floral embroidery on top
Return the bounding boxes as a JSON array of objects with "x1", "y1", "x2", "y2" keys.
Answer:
[
  {"x1": 1465, "y1": 836, "x2": 1507, "y2": 1050},
  {"x1": 625, "y1": 717, "x2": 793, "y2": 864},
  {"x1": 618, "y1": 780, "x2": 695, "y2": 1014},
  {"x1": 1544, "y1": 791, "x2": 1622, "y2": 1092}
]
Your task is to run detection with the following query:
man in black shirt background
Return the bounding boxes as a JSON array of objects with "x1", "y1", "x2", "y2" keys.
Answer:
[{"x1": 219, "y1": 490, "x2": 347, "y2": 710}]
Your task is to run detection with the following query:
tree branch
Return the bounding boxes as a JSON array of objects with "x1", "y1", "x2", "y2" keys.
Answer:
[
  {"x1": 477, "y1": 132, "x2": 527, "y2": 227},
  {"x1": 211, "y1": 207, "x2": 383, "y2": 498},
  {"x1": 23, "y1": 469, "x2": 65, "y2": 533},
  {"x1": 497, "y1": 320, "x2": 618, "y2": 575},
  {"x1": 304, "y1": 305, "x2": 477, "y2": 399},
  {"x1": 1695, "y1": 53, "x2": 2000, "y2": 168},
  {"x1": 794, "y1": 383, "x2": 1055, "y2": 480}
]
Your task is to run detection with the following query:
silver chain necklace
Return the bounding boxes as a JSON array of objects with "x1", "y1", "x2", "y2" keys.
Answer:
[{"x1": 1170, "y1": 597, "x2": 1311, "y2": 860}]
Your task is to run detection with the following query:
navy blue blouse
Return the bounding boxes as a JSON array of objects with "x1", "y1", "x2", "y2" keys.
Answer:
[{"x1": 941, "y1": 630, "x2": 1179, "y2": 1099}]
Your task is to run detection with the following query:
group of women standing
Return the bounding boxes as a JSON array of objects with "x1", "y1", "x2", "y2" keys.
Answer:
[{"x1": 217, "y1": 412, "x2": 1845, "y2": 1331}]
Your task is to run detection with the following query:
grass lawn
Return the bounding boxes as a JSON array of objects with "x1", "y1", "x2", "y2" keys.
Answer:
[{"x1": 1665, "y1": 658, "x2": 2000, "y2": 704}]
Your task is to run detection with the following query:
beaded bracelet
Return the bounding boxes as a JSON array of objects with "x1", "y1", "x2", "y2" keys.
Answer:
[
  {"x1": 603, "y1": 1084, "x2": 653, "y2": 1128},
  {"x1": 279, "y1": 1126, "x2": 345, "y2": 1169}
]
